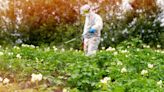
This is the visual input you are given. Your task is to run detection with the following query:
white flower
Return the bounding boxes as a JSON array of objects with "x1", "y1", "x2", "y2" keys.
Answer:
[
  {"x1": 161, "y1": 51, "x2": 164, "y2": 54},
  {"x1": 102, "y1": 47, "x2": 105, "y2": 50},
  {"x1": 136, "y1": 9, "x2": 143, "y2": 13},
  {"x1": 113, "y1": 52, "x2": 118, "y2": 56},
  {"x1": 136, "y1": 48, "x2": 140, "y2": 51},
  {"x1": 100, "y1": 77, "x2": 111, "y2": 84},
  {"x1": 70, "y1": 48, "x2": 73, "y2": 51},
  {"x1": 157, "y1": 80, "x2": 163, "y2": 85},
  {"x1": 143, "y1": 45, "x2": 146, "y2": 48},
  {"x1": 121, "y1": 67, "x2": 127, "y2": 73},
  {"x1": 54, "y1": 48, "x2": 58, "y2": 51},
  {"x1": 129, "y1": 18, "x2": 137, "y2": 26},
  {"x1": 146, "y1": 45, "x2": 150, "y2": 48},
  {"x1": 63, "y1": 88, "x2": 69, "y2": 92},
  {"x1": 141, "y1": 70, "x2": 148, "y2": 75},
  {"x1": 106, "y1": 47, "x2": 115, "y2": 51},
  {"x1": 122, "y1": 28, "x2": 129, "y2": 34},
  {"x1": 111, "y1": 38, "x2": 115, "y2": 42},
  {"x1": 16, "y1": 54, "x2": 21, "y2": 59},
  {"x1": 157, "y1": 45, "x2": 161, "y2": 48},
  {"x1": 0, "y1": 77, "x2": 3, "y2": 82},
  {"x1": 21, "y1": 44, "x2": 26, "y2": 47},
  {"x1": 143, "y1": 45, "x2": 150, "y2": 48},
  {"x1": 3, "y1": 78, "x2": 10, "y2": 84},
  {"x1": 120, "y1": 50, "x2": 128, "y2": 53},
  {"x1": 155, "y1": 50, "x2": 160, "y2": 53},
  {"x1": 36, "y1": 46, "x2": 39, "y2": 49},
  {"x1": 22, "y1": 44, "x2": 29, "y2": 47},
  {"x1": 31, "y1": 73, "x2": 43, "y2": 83},
  {"x1": 30, "y1": 45, "x2": 35, "y2": 48},
  {"x1": 44, "y1": 47, "x2": 50, "y2": 52},
  {"x1": 157, "y1": 80, "x2": 163, "y2": 88},
  {"x1": 0, "y1": 52, "x2": 4, "y2": 56},
  {"x1": 13, "y1": 46, "x2": 20, "y2": 50},
  {"x1": 117, "y1": 61, "x2": 123, "y2": 66},
  {"x1": 8, "y1": 52, "x2": 13, "y2": 56},
  {"x1": 61, "y1": 48, "x2": 65, "y2": 52},
  {"x1": 148, "y1": 64, "x2": 154, "y2": 69},
  {"x1": 53, "y1": 46, "x2": 56, "y2": 49},
  {"x1": 127, "y1": 46, "x2": 130, "y2": 48}
]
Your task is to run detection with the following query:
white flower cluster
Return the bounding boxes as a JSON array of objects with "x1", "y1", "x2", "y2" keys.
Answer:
[
  {"x1": 0, "y1": 51, "x2": 4, "y2": 56},
  {"x1": 16, "y1": 54, "x2": 22, "y2": 59},
  {"x1": 8, "y1": 52, "x2": 13, "y2": 56},
  {"x1": 100, "y1": 77, "x2": 111, "y2": 84},
  {"x1": 31, "y1": 73, "x2": 43, "y2": 83},
  {"x1": 120, "y1": 49, "x2": 129, "y2": 53},
  {"x1": 70, "y1": 48, "x2": 73, "y2": 51},
  {"x1": 157, "y1": 80, "x2": 163, "y2": 88},
  {"x1": 143, "y1": 45, "x2": 150, "y2": 48},
  {"x1": 141, "y1": 69, "x2": 148, "y2": 76},
  {"x1": 113, "y1": 52, "x2": 118, "y2": 56},
  {"x1": 63, "y1": 88, "x2": 69, "y2": 92},
  {"x1": 106, "y1": 47, "x2": 115, "y2": 51},
  {"x1": 122, "y1": 28, "x2": 129, "y2": 35},
  {"x1": 13, "y1": 46, "x2": 20, "y2": 50},
  {"x1": 117, "y1": 61, "x2": 123, "y2": 66},
  {"x1": 121, "y1": 67, "x2": 127, "y2": 73},
  {"x1": 61, "y1": 48, "x2": 65, "y2": 52},
  {"x1": 148, "y1": 64, "x2": 154, "y2": 69},
  {"x1": 53, "y1": 46, "x2": 58, "y2": 51},
  {"x1": 0, "y1": 77, "x2": 10, "y2": 84},
  {"x1": 101, "y1": 47, "x2": 105, "y2": 50},
  {"x1": 129, "y1": 18, "x2": 137, "y2": 27},
  {"x1": 21, "y1": 44, "x2": 35, "y2": 48},
  {"x1": 155, "y1": 49, "x2": 164, "y2": 54}
]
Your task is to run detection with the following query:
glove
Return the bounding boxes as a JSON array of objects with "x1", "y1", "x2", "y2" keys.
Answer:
[{"x1": 89, "y1": 28, "x2": 96, "y2": 33}]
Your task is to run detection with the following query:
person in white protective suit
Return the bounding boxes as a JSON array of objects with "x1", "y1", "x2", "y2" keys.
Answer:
[{"x1": 80, "y1": 4, "x2": 103, "y2": 56}]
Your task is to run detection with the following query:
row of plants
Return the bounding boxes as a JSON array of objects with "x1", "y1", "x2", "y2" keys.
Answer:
[{"x1": 0, "y1": 39, "x2": 164, "y2": 91}]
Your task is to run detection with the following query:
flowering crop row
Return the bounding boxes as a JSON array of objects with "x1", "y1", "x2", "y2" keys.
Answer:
[{"x1": 0, "y1": 40, "x2": 164, "y2": 91}]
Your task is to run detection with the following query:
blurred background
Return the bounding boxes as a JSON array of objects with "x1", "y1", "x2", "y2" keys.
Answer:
[{"x1": 0, "y1": 0, "x2": 164, "y2": 49}]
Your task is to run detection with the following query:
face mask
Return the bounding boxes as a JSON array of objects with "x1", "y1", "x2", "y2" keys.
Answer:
[
  {"x1": 82, "y1": 10, "x2": 90, "y2": 16},
  {"x1": 84, "y1": 13, "x2": 90, "y2": 17}
]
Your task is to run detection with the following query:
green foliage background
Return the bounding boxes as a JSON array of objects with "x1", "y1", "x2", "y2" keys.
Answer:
[{"x1": 0, "y1": 0, "x2": 164, "y2": 49}]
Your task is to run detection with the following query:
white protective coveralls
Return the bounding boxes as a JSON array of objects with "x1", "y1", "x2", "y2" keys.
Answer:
[{"x1": 80, "y1": 5, "x2": 103, "y2": 56}]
